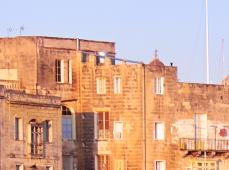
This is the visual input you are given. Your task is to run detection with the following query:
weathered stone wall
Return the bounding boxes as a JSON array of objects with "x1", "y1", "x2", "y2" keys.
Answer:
[
  {"x1": 0, "y1": 37, "x2": 38, "y2": 90},
  {"x1": 75, "y1": 58, "x2": 143, "y2": 170},
  {"x1": 0, "y1": 85, "x2": 62, "y2": 169}
]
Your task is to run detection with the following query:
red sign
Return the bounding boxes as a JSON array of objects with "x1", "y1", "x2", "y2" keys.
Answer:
[{"x1": 219, "y1": 128, "x2": 227, "y2": 137}]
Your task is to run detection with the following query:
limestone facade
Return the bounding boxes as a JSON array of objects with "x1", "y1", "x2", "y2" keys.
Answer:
[
  {"x1": 0, "y1": 85, "x2": 61, "y2": 170},
  {"x1": 0, "y1": 36, "x2": 229, "y2": 170}
]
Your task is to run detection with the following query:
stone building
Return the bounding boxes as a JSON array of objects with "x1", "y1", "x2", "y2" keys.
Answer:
[
  {"x1": 0, "y1": 85, "x2": 61, "y2": 170},
  {"x1": 0, "y1": 36, "x2": 229, "y2": 170}
]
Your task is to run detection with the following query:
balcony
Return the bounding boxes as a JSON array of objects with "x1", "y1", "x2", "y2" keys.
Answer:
[
  {"x1": 94, "y1": 129, "x2": 111, "y2": 155},
  {"x1": 180, "y1": 138, "x2": 229, "y2": 151},
  {"x1": 98, "y1": 129, "x2": 109, "y2": 140},
  {"x1": 0, "y1": 80, "x2": 21, "y2": 89}
]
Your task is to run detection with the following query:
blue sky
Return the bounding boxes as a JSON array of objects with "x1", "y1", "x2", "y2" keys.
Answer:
[{"x1": 0, "y1": 0, "x2": 228, "y2": 84}]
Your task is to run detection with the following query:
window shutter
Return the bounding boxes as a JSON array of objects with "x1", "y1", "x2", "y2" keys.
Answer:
[
  {"x1": 72, "y1": 113, "x2": 76, "y2": 140},
  {"x1": 96, "y1": 79, "x2": 100, "y2": 93},
  {"x1": 48, "y1": 121, "x2": 53, "y2": 142},
  {"x1": 19, "y1": 118, "x2": 23, "y2": 140},
  {"x1": 94, "y1": 113, "x2": 98, "y2": 139},
  {"x1": 61, "y1": 60, "x2": 64, "y2": 83},
  {"x1": 19, "y1": 165, "x2": 24, "y2": 170},
  {"x1": 27, "y1": 124, "x2": 31, "y2": 155},
  {"x1": 43, "y1": 121, "x2": 48, "y2": 142},
  {"x1": 68, "y1": 60, "x2": 72, "y2": 84},
  {"x1": 161, "y1": 77, "x2": 164, "y2": 94}
]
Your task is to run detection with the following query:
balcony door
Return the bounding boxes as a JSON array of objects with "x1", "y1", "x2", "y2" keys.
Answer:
[
  {"x1": 96, "y1": 155, "x2": 110, "y2": 170},
  {"x1": 195, "y1": 113, "x2": 207, "y2": 149}
]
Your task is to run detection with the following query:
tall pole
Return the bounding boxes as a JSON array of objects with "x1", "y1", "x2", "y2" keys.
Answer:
[{"x1": 206, "y1": 0, "x2": 210, "y2": 84}]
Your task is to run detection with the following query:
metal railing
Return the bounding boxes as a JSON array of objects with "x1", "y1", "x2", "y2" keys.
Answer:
[
  {"x1": 180, "y1": 138, "x2": 229, "y2": 151},
  {"x1": 98, "y1": 129, "x2": 109, "y2": 139},
  {"x1": 0, "y1": 80, "x2": 21, "y2": 89}
]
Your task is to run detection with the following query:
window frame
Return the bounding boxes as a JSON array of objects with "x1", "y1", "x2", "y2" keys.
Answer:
[
  {"x1": 62, "y1": 106, "x2": 73, "y2": 140},
  {"x1": 96, "y1": 78, "x2": 106, "y2": 94},
  {"x1": 154, "y1": 122, "x2": 165, "y2": 140},
  {"x1": 68, "y1": 59, "x2": 72, "y2": 84},
  {"x1": 62, "y1": 116, "x2": 73, "y2": 139},
  {"x1": 155, "y1": 160, "x2": 166, "y2": 170},
  {"x1": 82, "y1": 52, "x2": 89, "y2": 63},
  {"x1": 16, "y1": 164, "x2": 24, "y2": 170},
  {"x1": 114, "y1": 76, "x2": 121, "y2": 94},
  {"x1": 154, "y1": 77, "x2": 164, "y2": 95},
  {"x1": 15, "y1": 117, "x2": 23, "y2": 141},
  {"x1": 43, "y1": 120, "x2": 53, "y2": 143},
  {"x1": 113, "y1": 121, "x2": 123, "y2": 140},
  {"x1": 55, "y1": 59, "x2": 64, "y2": 83},
  {"x1": 94, "y1": 111, "x2": 110, "y2": 139}
]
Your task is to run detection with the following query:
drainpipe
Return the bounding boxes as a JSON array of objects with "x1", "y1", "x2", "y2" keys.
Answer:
[{"x1": 142, "y1": 64, "x2": 146, "y2": 170}]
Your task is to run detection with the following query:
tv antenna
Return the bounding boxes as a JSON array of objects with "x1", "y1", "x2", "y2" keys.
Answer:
[
  {"x1": 7, "y1": 27, "x2": 13, "y2": 37},
  {"x1": 19, "y1": 26, "x2": 25, "y2": 35}
]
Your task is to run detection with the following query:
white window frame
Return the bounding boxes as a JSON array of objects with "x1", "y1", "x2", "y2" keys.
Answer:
[
  {"x1": 114, "y1": 76, "x2": 121, "y2": 94},
  {"x1": 155, "y1": 160, "x2": 166, "y2": 170},
  {"x1": 96, "y1": 78, "x2": 106, "y2": 94},
  {"x1": 15, "y1": 117, "x2": 23, "y2": 140},
  {"x1": 113, "y1": 121, "x2": 123, "y2": 140},
  {"x1": 154, "y1": 77, "x2": 164, "y2": 95},
  {"x1": 154, "y1": 122, "x2": 165, "y2": 140}
]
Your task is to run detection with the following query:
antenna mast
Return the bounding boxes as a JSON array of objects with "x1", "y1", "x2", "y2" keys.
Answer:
[
  {"x1": 205, "y1": 0, "x2": 209, "y2": 84},
  {"x1": 220, "y1": 39, "x2": 225, "y2": 84}
]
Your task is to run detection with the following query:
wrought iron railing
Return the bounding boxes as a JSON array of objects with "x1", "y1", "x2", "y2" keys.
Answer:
[
  {"x1": 98, "y1": 129, "x2": 109, "y2": 139},
  {"x1": 0, "y1": 80, "x2": 21, "y2": 89},
  {"x1": 180, "y1": 138, "x2": 229, "y2": 151}
]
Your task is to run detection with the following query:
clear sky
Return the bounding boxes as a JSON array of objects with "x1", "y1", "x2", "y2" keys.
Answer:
[{"x1": 0, "y1": 0, "x2": 228, "y2": 84}]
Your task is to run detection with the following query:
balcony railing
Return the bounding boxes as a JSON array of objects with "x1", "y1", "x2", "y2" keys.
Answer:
[
  {"x1": 180, "y1": 138, "x2": 229, "y2": 151},
  {"x1": 98, "y1": 129, "x2": 109, "y2": 140},
  {"x1": 0, "y1": 80, "x2": 21, "y2": 89}
]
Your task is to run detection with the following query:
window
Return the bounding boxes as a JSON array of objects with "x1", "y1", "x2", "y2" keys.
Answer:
[
  {"x1": 155, "y1": 161, "x2": 166, "y2": 170},
  {"x1": 96, "y1": 78, "x2": 106, "y2": 94},
  {"x1": 46, "y1": 166, "x2": 53, "y2": 170},
  {"x1": 114, "y1": 160, "x2": 124, "y2": 170},
  {"x1": 16, "y1": 164, "x2": 24, "y2": 170},
  {"x1": 97, "y1": 155, "x2": 110, "y2": 170},
  {"x1": 30, "y1": 120, "x2": 44, "y2": 157},
  {"x1": 96, "y1": 52, "x2": 106, "y2": 65},
  {"x1": 154, "y1": 122, "x2": 165, "y2": 140},
  {"x1": 44, "y1": 120, "x2": 53, "y2": 143},
  {"x1": 113, "y1": 121, "x2": 123, "y2": 140},
  {"x1": 62, "y1": 106, "x2": 72, "y2": 139},
  {"x1": 114, "y1": 76, "x2": 121, "y2": 94},
  {"x1": 55, "y1": 59, "x2": 64, "y2": 83},
  {"x1": 68, "y1": 60, "x2": 72, "y2": 84},
  {"x1": 195, "y1": 113, "x2": 207, "y2": 139},
  {"x1": 190, "y1": 160, "x2": 217, "y2": 170},
  {"x1": 82, "y1": 53, "x2": 89, "y2": 63},
  {"x1": 96, "y1": 112, "x2": 109, "y2": 139},
  {"x1": 154, "y1": 77, "x2": 164, "y2": 94},
  {"x1": 15, "y1": 117, "x2": 23, "y2": 140}
]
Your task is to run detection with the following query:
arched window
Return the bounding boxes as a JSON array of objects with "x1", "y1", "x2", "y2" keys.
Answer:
[{"x1": 62, "y1": 106, "x2": 72, "y2": 139}]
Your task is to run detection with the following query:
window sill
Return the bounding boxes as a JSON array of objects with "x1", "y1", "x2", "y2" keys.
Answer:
[
  {"x1": 56, "y1": 82, "x2": 72, "y2": 85},
  {"x1": 154, "y1": 139, "x2": 165, "y2": 141}
]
